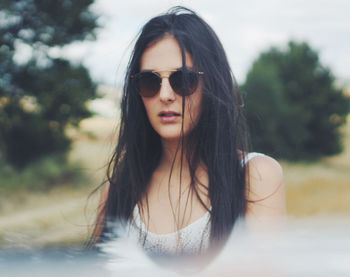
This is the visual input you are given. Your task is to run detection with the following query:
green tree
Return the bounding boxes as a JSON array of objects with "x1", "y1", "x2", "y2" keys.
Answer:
[
  {"x1": 242, "y1": 41, "x2": 350, "y2": 160},
  {"x1": 0, "y1": 0, "x2": 98, "y2": 168}
]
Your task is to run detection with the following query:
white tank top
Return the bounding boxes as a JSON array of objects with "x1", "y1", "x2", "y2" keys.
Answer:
[{"x1": 126, "y1": 152, "x2": 265, "y2": 256}]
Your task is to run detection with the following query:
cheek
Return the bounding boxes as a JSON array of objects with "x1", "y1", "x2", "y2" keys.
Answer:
[
  {"x1": 185, "y1": 92, "x2": 203, "y2": 124},
  {"x1": 142, "y1": 98, "x2": 154, "y2": 118}
]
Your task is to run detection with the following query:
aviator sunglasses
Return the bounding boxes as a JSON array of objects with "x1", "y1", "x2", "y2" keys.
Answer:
[{"x1": 131, "y1": 68, "x2": 204, "y2": 98}]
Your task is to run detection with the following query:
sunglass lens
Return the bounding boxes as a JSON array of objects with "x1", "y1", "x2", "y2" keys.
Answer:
[
  {"x1": 170, "y1": 70, "x2": 199, "y2": 96},
  {"x1": 136, "y1": 72, "x2": 160, "y2": 97}
]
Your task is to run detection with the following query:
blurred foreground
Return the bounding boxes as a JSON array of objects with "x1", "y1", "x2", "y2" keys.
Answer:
[{"x1": 1, "y1": 217, "x2": 350, "y2": 276}]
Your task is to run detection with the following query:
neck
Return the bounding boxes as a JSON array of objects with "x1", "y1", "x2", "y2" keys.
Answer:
[{"x1": 159, "y1": 138, "x2": 189, "y2": 176}]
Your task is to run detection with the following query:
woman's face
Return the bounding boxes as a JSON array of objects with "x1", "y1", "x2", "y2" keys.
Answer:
[{"x1": 139, "y1": 35, "x2": 203, "y2": 142}]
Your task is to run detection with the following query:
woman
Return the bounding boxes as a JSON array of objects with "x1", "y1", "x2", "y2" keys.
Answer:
[{"x1": 91, "y1": 6, "x2": 286, "y2": 262}]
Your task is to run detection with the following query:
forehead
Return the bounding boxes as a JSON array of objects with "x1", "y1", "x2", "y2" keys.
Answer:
[{"x1": 140, "y1": 35, "x2": 193, "y2": 71}]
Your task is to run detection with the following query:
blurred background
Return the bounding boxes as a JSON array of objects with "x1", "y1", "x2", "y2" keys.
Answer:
[{"x1": 0, "y1": 0, "x2": 349, "y2": 251}]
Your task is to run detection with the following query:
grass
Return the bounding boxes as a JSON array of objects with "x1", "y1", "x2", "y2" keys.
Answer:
[
  {"x1": 0, "y1": 154, "x2": 88, "y2": 194},
  {"x1": 0, "y1": 116, "x2": 116, "y2": 248},
  {"x1": 283, "y1": 162, "x2": 350, "y2": 216},
  {"x1": 283, "y1": 115, "x2": 350, "y2": 216}
]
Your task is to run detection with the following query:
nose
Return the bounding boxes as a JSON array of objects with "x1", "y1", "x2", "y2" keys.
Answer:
[{"x1": 159, "y1": 77, "x2": 176, "y2": 103}]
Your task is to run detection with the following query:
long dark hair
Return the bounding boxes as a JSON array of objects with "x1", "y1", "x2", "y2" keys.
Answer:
[{"x1": 89, "y1": 6, "x2": 250, "y2": 253}]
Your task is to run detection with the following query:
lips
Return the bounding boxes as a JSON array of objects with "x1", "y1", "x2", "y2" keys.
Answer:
[
  {"x1": 158, "y1": 111, "x2": 181, "y2": 117},
  {"x1": 158, "y1": 110, "x2": 181, "y2": 123}
]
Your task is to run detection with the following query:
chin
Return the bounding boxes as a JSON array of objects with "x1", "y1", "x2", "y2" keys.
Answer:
[
  {"x1": 154, "y1": 124, "x2": 195, "y2": 141},
  {"x1": 158, "y1": 131, "x2": 182, "y2": 141}
]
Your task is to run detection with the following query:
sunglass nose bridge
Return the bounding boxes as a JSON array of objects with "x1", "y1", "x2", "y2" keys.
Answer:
[
  {"x1": 152, "y1": 69, "x2": 178, "y2": 79},
  {"x1": 159, "y1": 76, "x2": 171, "y2": 89}
]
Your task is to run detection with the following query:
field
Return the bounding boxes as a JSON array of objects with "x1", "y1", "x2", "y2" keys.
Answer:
[
  {"x1": 283, "y1": 116, "x2": 350, "y2": 216},
  {"x1": 0, "y1": 115, "x2": 349, "y2": 248}
]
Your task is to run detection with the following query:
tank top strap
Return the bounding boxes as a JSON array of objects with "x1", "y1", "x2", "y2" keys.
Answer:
[{"x1": 241, "y1": 152, "x2": 265, "y2": 166}]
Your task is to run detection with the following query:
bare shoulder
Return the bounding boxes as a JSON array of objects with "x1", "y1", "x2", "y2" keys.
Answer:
[
  {"x1": 92, "y1": 183, "x2": 110, "y2": 242},
  {"x1": 96, "y1": 182, "x2": 110, "y2": 218},
  {"x1": 99, "y1": 182, "x2": 110, "y2": 208},
  {"x1": 246, "y1": 154, "x2": 284, "y2": 199},
  {"x1": 245, "y1": 154, "x2": 286, "y2": 231}
]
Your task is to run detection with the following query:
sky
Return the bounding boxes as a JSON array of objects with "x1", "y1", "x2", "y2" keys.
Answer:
[{"x1": 47, "y1": 0, "x2": 350, "y2": 87}]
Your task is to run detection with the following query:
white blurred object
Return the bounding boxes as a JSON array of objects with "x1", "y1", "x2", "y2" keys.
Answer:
[
  {"x1": 98, "y1": 226, "x2": 180, "y2": 276},
  {"x1": 99, "y1": 217, "x2": 350, "y2": 276}
]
